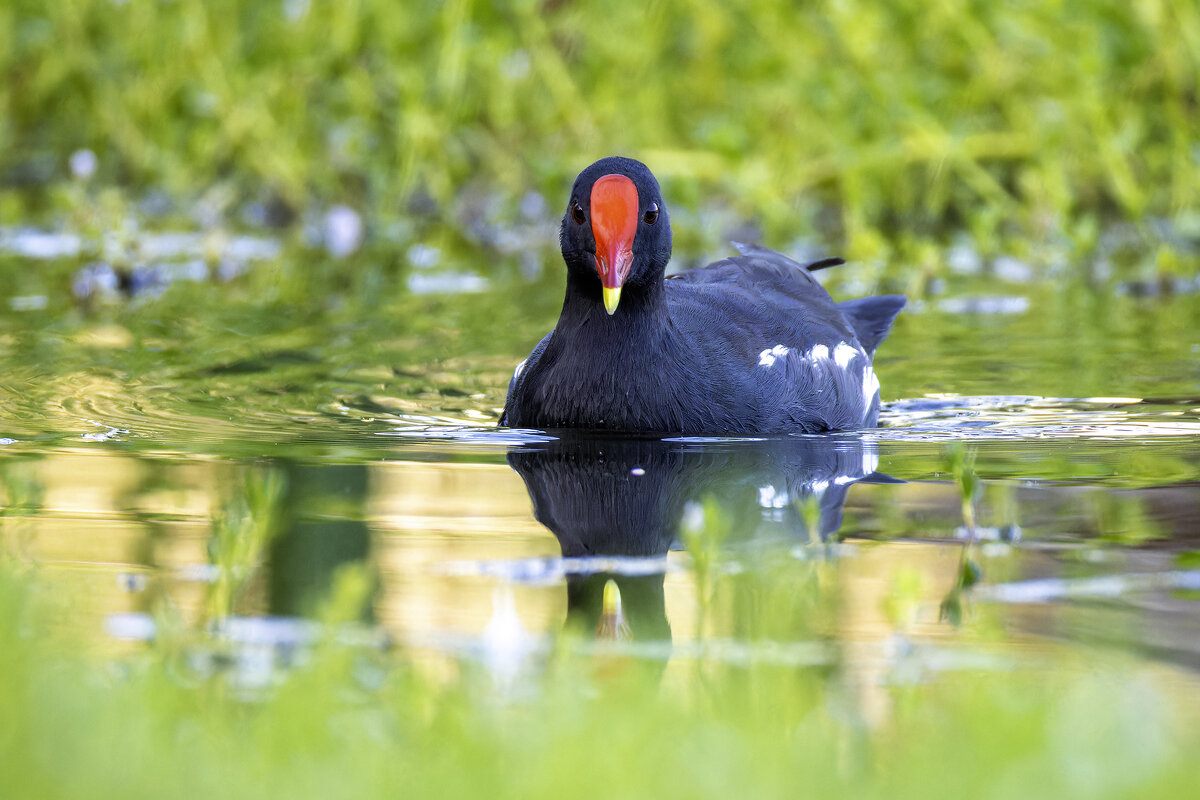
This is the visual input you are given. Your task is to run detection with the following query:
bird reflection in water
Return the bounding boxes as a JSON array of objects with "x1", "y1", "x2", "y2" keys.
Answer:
[{"x1": 507, "y1": 433, "x2": 895, "y2": 642}]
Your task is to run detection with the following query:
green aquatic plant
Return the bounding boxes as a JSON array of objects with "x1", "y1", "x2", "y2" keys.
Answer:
[
  {"x1": 0, "y1": 460, "x2": 43, "y2": 518},
  {"x1": 680, "y1": 496, "x2": 729, "y2": 638},
  {"x1": 1089, "y1": 492, "x2": 1166, "y2": 546},
  {"x1": 206, "y1": 465, "x2": 288, "y2": 618},
  {"x1": 947, "y1": 443, "x2": 981, "y2": 537},
  {"x1": 0, "y1": 461, "x2": 43, "y2": 560},
  {"x1": 796, "y1": 491, "x2": 823, "y2": 546},
  {"x1": 940, "y1": 444, "x2": 983, "y2": 626}
]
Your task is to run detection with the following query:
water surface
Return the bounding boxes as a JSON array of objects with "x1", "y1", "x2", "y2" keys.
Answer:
[{"x1": 1, "y1": 250, "x2": 1199, "y2": 691}]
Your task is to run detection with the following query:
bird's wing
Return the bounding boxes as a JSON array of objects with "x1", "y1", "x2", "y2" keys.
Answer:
[
  {"x1": 662, "y1": 243, "x2": 881, "y2": 432},
  {"x1": 666, "y1": 243, "x2": 855, "y2": 340},
  {"x1": 667, "y1": 242, "x2": 834, "y2": 297}
]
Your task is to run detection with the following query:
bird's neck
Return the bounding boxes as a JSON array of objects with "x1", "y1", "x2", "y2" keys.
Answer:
[
  {"x1": 536, "y1": 272, "x2": 694, "y2": 432},
  {"x1": 558, "y1": 273, "x2": 671, "y2": 345}
]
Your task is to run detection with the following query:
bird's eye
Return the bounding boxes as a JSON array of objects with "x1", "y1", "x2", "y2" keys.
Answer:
[
  {"x1": 571, "y1": 203, "x2": 586, "y2": 224},
  {"x1": 643, "y1": 203, "x2": 659, "y2": 225}
]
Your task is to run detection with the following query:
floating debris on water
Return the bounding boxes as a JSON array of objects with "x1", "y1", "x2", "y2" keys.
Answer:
[
  {"x1": 105, "y1": 612, "x2": 157, "y2": 641},
  {"x1": 68, "y1": 148, "x2": 97, "y2": 180},
  {"x1": 117, "y1": 572, "x2": 150, "y2": 593},
  {"x1": 442, "y1": 554, "x2": 673, "y2": 584},
  {"x1": 1116, "y1": 274, "x2": 1200, "y2": 297},
  {"x1": 406, "y1": 242, "x2": 442, "y2": 269},
  {"x1": 1, "y1": 225, "x2": 281, "y2": 264},
  {"x1": 946, "y1": 240, "x2": 984, "y2": 274},
  {"x1": 282, "y1": 0, "x2": 310, "y2": 23},
  {"x1": 323, "y1": 204, "x2": 364, "y2": 258},
  {"x1": 953, "y1": 525, "x2": 1022, "y2": 542},
  {"x1": 991, "y1": 255, "x2": 1035, "y2": 283},
  {"x1": 406, "y1": 271, "x2": 490, "y2": 295},
  {"x1": 9, "y1": 295, "x2": 48, "y2": 311},
  {"x1": 500, "y1": 49, "x2": 532, "y2": 80},
  {"x1": 1, "y1": 224, "x2": 282, "y2": 303},
  {"x1": 973, "y1": 570, "x2": 1200, "y2": 604},
  {"x1": 0, "y1": 228, "x2": 83, "y2": 259},
  {"x1": 936, "y1": 295, "x2": 1031, "y2": 315},
  {"x1": 518, "y1": 191, "x2": 547, "y2": 221},
  {"x1": 176, "y1": 564, "x2": 223, "y2": 583},
  {"x1": 72, "y1": 262, "x2": 121, "y2": 301}
]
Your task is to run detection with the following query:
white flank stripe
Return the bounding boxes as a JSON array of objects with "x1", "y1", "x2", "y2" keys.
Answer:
[
  {"x1": 758, "y1": 344, "x2": 790, "y2": 368},
  {"x1": 862, "y1": 364, "x2": 880, "y2": 413},
  {"x1": 833, "y1": 342, "x2": 859, "y2": 369}
]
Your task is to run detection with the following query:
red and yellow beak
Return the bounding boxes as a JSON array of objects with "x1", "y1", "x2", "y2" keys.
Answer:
[{"x1": 590, "y1": 174, "x2": 638, "y2": 315}]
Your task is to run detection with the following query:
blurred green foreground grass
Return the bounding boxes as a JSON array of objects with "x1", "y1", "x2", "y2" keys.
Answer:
[
  {"x1": 3, "y1": 0, "x2": 1198, "y2": 272},
  {"x1": 2, "y1": 561, "x2": 1199, "y2": 800}
]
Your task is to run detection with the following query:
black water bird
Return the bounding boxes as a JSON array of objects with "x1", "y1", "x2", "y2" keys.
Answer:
[{"x1": 501, "y1": 157, "x2": 906, "y2": 434}]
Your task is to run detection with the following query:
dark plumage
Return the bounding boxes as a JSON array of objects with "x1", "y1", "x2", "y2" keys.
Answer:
[
  {"x1": 500, "y1": 157, "x2": 905, "y2": 434},
  {"x1": 508, "y1": 433, "x2": 892, "y2": 556},
  {"x1": 508, "y1": 433, "x2": 896, "y2": 639}
]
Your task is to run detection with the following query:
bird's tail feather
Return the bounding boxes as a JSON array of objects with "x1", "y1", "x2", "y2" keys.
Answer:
[{"x1": 838, "y1": 295, "x2": 907, "y2": 356}]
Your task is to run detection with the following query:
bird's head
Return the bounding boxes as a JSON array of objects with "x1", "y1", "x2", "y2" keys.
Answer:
[{"x1": 560, "y1": 156, "x2": 673, "y2": 315}]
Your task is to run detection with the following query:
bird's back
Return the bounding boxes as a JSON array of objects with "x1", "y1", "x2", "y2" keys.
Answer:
[
  {"x1": 661, "y1": 244, "x2": 903, "y2": 432},
  {"x1": 665, "y1": 243, "x2": 860, "y2": 350}
]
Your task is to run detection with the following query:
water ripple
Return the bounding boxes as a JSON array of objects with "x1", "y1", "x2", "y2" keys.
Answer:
[
  {"x1": 880, "y1": 395, "x2": 1200, "y2": 440},
  {"x1": 7, "y1": 369, "x2": 1199, "y2": 456}
]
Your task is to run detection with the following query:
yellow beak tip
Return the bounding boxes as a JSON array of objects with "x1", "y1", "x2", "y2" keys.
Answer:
[
  {"x1": 602, "y1": 287, "x2": 621, "y2": 315},
  {"x1": 602, "y1": 579, "x2": 623, "y2": 615}
]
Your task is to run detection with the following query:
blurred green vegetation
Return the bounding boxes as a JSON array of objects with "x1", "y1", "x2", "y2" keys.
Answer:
[
  {"x1": 2, "y1": 545, "x2": 1199, "y2": 799},
  {"x1": 3, "y1": 0, "x2": 1198, "y2": 273}
]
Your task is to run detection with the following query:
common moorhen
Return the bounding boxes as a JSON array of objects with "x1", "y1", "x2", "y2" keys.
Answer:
[{"x1": 501, "y1": 157, "x2": 905, "y2": 434}]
